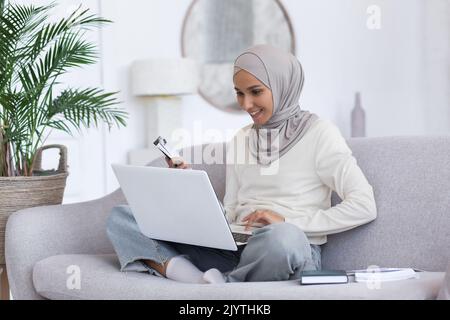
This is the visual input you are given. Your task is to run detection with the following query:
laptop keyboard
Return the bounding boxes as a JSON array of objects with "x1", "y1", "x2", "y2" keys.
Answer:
[{"x1": 232, "y1": 232, "x2": 251, "y2": 243}]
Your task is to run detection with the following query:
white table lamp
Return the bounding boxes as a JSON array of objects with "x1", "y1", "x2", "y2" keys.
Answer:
[{"x1": 129, "y1": 58, "x2": 199, "y2": 165}]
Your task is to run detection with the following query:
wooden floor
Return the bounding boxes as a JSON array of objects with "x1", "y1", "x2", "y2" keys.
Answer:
[{"x1": 0, "y1": 265, "x2": 10, "y2": 300}]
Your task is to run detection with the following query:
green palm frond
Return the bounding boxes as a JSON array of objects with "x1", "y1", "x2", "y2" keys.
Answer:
[
  {"x1": 0, "y1": 90, "x2": 31, "y2": 143},
  {"x1": 0, "y1": 3, "x2": 50, "y2": 91},
  {"x1": 18, "y1": 30, "x2": 97, "y2": 99},
  {"x1": 46, "y1": 88, "x2": 128, "y2": 134},
  {"x1": 28, "y1": 4, "x2": 110, "y2": 66},
  {"x1": 0, "y1": 1, "x2": 128, "y2": 176}
]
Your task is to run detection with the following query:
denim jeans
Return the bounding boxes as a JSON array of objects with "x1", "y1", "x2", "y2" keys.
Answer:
[{"x1": 106, "y1": 205, "x2": 321, "y2": 282}]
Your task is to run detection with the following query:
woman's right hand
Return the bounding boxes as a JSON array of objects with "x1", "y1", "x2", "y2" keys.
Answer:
[{"x1": 165, "y1": 156, "x2": 191, "y2": 169}]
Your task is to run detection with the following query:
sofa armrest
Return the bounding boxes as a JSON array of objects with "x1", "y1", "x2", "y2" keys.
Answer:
[
  {"x1": 5, "y1": 188, "x2": 126, "y2": 300},
  {"x1": 437, "y1": 262, "x2": 450, "y2": 300}
]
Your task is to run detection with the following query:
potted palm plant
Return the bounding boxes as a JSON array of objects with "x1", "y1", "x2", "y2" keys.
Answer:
[{"x1": 0, "y1": 0, "x2": 128, "y2": 268}]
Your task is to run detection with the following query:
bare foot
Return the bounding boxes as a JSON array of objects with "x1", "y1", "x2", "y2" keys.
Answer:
[{"x1": 143, "y1": 259, "x2": 170, "y2": 277}]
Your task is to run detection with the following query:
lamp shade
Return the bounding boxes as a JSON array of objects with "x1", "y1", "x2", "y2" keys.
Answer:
[{"x1": 131, "y1": 58, "x2": 199, "y2": 96}]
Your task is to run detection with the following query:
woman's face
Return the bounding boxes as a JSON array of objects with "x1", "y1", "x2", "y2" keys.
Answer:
[{"x1": 234, "y1": 70, "x2": 274, "y2": 126}]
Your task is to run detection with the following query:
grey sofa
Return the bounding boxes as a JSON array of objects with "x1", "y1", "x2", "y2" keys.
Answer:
[{"x1": 5, "y1": 136, "x2": 450, "y2": 300}]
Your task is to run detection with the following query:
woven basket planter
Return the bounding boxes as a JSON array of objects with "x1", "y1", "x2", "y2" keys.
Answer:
[{"x1": 0, "y1": 144, "x2": 68, "y2": 264}]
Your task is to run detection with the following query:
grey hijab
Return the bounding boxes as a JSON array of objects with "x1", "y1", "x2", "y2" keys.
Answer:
[{"x1": 233, "y1": 44, "x2": 319, "y2": 165}]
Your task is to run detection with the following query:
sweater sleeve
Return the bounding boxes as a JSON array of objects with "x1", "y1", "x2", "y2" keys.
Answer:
[
  {"x1": 223, "y1": 139, "x2": 240, "y2": 224},
  {"x1": 284, "y1": 122, "x2": 377, "y2": 237}
]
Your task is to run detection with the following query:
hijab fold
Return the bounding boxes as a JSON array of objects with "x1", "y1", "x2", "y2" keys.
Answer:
[{"x1": 233, "y1": 44, "x2": 319, "y2": 165}]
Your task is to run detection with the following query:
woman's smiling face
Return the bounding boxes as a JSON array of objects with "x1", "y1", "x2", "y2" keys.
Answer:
[{"x1": 234, "y1": 69, "x2": 274, "y2": 126}]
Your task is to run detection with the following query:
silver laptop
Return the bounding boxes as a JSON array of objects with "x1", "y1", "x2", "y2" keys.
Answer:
[{"x1": 112, "y1": 164, "x2": 260, "y2": 251}]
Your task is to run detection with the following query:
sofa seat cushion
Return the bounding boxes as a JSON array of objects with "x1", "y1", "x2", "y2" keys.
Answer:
[{"x1": 32, "y1": 254, "x2": 445, "y2": 300}]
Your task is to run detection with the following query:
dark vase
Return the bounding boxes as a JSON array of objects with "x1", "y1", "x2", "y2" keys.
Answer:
[{"x1": 351, "y1": 92, "x2": 366, "y2": 137}]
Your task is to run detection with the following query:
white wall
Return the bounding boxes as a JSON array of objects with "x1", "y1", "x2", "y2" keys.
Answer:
[
  {"x1": 98, "y1": 0, "x2": 450, "y2": 194},
  {"x1": 15, "y1": 0, "x2": 449, "y2": 201},
  {"x1": 286, "y1": 0, "x2": 426, "y2": 137},
  {"x1": 422, "y1": 0, "x2": 450, "y2": 134},
  {"x1": 101, "y1": 0, "x2": 450, "y2": 195},
  {"x1": 99, "y1": 0, "x2": 254, "y2": 194}
]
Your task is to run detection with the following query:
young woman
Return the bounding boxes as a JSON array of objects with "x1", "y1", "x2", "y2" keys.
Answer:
[{"x1": 106, "y1": 44, "x2": 377, "y2": 284}]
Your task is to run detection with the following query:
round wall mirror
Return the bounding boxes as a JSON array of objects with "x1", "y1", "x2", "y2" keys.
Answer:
[{"x1": 181, "y1": 0, "x2": 296, "y2": 113}]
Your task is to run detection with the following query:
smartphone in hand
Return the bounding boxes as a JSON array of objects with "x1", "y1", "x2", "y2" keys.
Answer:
[
  {"x1": 153, "y1": 136, "x2": 180, "y2": 160},
  {"x1": 153, "y1": 136, "x2": 171, "y2": 159}
]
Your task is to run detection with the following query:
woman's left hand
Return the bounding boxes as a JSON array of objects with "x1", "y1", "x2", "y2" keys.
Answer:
[{"x1": 242, "y1": 209, "x2": 285, "y2": 231}]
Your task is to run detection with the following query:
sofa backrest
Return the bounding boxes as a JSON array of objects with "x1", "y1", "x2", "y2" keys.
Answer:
[
  {"x1": 323, "y1": 136, "x2": 450, "y2": 271},
  {"x1": 170, "y1": 137, "x2": 450, "y2": 272}
]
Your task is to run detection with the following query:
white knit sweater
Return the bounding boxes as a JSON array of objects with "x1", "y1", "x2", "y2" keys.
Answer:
[{"x1": 223, "y1": 118, "x2": 377, "y2": 245}]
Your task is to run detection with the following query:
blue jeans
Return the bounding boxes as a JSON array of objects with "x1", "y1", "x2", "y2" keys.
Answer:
[{"x1": 106, "y1": 205, "x2": 321, "y2": 282}]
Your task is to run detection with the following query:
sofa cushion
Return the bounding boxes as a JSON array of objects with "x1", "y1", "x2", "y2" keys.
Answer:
[{"x1": 32, "y1": 254, "x2": 445, "y2": 300}]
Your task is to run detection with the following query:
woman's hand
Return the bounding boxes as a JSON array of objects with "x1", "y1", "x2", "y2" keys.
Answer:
[
  {"x1": 165, "y1": 156, "x2": 191, "y2": 169},
  {"x1": 242, "y1": 209, "x2": 285, "y2": 231}
]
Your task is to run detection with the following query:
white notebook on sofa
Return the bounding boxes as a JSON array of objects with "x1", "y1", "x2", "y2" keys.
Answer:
[{"x1": 347, "y1": 268, "x2": 418, "y2": 282}]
